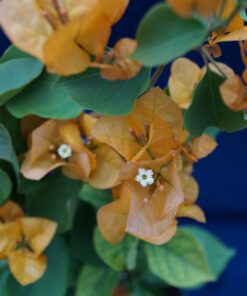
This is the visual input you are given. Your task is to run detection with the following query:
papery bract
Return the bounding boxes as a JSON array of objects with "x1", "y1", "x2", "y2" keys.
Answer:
[
  {"x1": 92, "y1": 87, "x2": 183, "y2": 162},
  {"x1": 0, "y1": 0, "x2": 129, "y2": 75}
]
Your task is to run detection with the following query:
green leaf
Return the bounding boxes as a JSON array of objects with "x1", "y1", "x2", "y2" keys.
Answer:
[
  {"x1": 8, "y1": 236, "x2": 69, "y2": 296},
  {"x1": 204, "y1": 127, "x2": 221, "y2": 140},
  {"x1": 0, "y1": 124, "x2": 19, "y2": 178},
  {"x1": 76, "y1": 265, "x2": 120, "y2": 296},
  {"x1": 0, "y1": 58, "x2": 43, "y2": 106},
  {"x1": 0, "y1": 46, "x2": 31, "y2": 62},
  {"x1": 133, "y1": 4, "x2": 208, "y2": 67},
  {"x1": 144, "y1": 229, "x2": 215, "y2": 288},
  {"x1": 6, "y1": 73, "x2": 82, "y2": 119},
  {"x1": 94, "y1": 228, "x2": 139, "y2": 272},
  {"x1": 0, "y1": 261, "x2": 10, "y2": 296},
  {"x1": 79, "y1": 184, "x2": 112, "y2": 209},
  {"x1": 183, "y1": 226, "x2": 236, "y2": 279},
  {"x1": 21, "y1": 172, "x2": 82, "y2": 233},
  {"x1": 0, "y1": 169, "x2": 12, "y2": 204},
  {"x1": 131, "y1": 284, "x2": 163, "y2": 296},
  {"x1": 0, "y1": 107, "x2": 26, "y2": 154},
  {"x1": 70, "y1": 202, "x2": 103, "y2": 266},
  {"x1": 184, "y1": 69, "x2": 247, "y2": 136},
  {"x1": 240, "y1": 9, "x2": 247, "y2": 21},
  {"x1": 58, "y1": 67, "x2": 151, "y2": 115}
]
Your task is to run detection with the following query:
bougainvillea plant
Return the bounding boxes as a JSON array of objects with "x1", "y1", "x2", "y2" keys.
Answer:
[{"x1": 0, "y1": 0, "x2": 246, "y2": 295}]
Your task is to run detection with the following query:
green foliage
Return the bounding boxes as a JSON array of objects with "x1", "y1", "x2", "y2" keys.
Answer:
[
  {"x1": 70, "y1": 202, "x2": 103, "y2": 266},
  {"x1": 75, "y1": 265, "x2": 120, "y2": 296},
  {"x1": 6, "y1": 73, "x2": 82, "y2": 119},
  {"x1": 133, "y1": 4, "x2": 208, "y2": 67},
  {"x1": 204, "y1": 127, "x2": 221, "y2": 140},
  {"x1": 21, "y1": 173, "x2": 82, "y2": 233},
  {"x1": 0, "y1": 261, "x2": 10, "y2": 296},
  {"x1": 0, "y1": 124, "x2": 19, "y2": 178},
  {"x1": 0, "y1": 108, "x2": 26, "y2": 154},
  {"x1": 79, "y1": 184, "x2": 112, "y2": 209},
  {"x1": 7, "y1": 236, "x2": 69, "y2": 296},
  {"x1": 144, "y1": 229, "x2": 215, "y2": 288},
  {"x1": 0, "y1": 169, "x2": 12, "y2": 204},
  {"x1": 0, "y1": 46, "x2": 31, "y2": 62},
  {"x1": 94, "y1": 228, "x2": 139, "y2": 271},
  {"x1": 183, "y1": 226, "x2": 236, "y2": 279},
  {"x1": 184, "y1": 69, "x2": 247, "y2": 136},
  {"x1": 0, "y1": 58, "x2": 43, "y2": 106},
  {"x1": 58, "y1": 68, "x2": 151, "y2": 115}
]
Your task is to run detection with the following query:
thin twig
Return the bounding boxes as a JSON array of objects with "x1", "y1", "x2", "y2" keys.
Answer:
[
  {"x1": 201, "y1": 47, "x2": 227, "y2": 78},
  {"x1": 149, "y1": 65, "x2": 166, "y2": 89}
]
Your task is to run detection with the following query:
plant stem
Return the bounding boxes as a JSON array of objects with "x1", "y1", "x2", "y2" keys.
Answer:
[
  {"x1": 149, "y1": 65, "x2": 166, "y2": 88},
  {"x1": 201, "y1": 47, "x2": 227, "y2": 78}
]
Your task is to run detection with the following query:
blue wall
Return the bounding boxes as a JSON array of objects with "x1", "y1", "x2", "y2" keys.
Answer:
[{"x1": 1, "y1": 1, "x2": 247, "y2": 295}]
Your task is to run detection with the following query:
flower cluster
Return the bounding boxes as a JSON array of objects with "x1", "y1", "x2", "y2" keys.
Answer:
[
  {"x1": 20, "y1": 88, "x2": 217, "y2": 246},
  {"x1": 0, "y1": 0, "x2": 140, "y2": 79},
  {"x1": 0, "y1": 201, "x2": 56, "y2": 285}
]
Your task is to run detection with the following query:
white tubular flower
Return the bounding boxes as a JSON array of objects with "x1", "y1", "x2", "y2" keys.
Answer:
[
  {"x1": 135, "y1": 168, "x2": 154, "y2": 187},
  {"x1": 57, "y1": 144, "x2": 72, "y2": 160}
]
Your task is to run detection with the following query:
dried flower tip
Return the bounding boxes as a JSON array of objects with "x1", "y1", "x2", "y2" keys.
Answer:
[
  {"x1": 129, "y1": 128, "x2": 140, "y2": 143},
  {"x1": 144, "y1": 122, "x2": 150, "y2": 139},
  {"x1": 139, "y1": 133, "x2": 146, "y2": 146},
  {"x1": 86, "y1": 136, "x2": 93, "y2": 147},
  {"x1": 159, "y1": 184, "x2": 165, "y2": 191},
  {"x1": 57, "y1": 144, "x2": 72, "y2": 159},
  {"x1": 49, "y1": 144, "x2": 56, "y2": 151},
  {"x1": 51, "y1": 0, "x2": 68, "y2": 24},
  {"x1": 143, "y1": 197, "x2": 149, "y2": 204},
  {"x1": 40, "y1": 10, "x2": 56, "y2": 29},
  {"x1": 51, "y1": 154, "x2": 57, "y2": 160},
  {"x1": 135, "y1": 168, "x2": 154, "y2": 187}
]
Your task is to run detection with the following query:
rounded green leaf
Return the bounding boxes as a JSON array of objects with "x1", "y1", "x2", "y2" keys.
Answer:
[
  {"x1": 144, "y1": 229, "x2": 215, "y2": 288},
  {"x1": 0, "y1": 58, "x2": 43, "y2": 105},
  {"x1": 0, "y1": 46, "x2": 31, "y2": 63},
  {"x1": 184, "y1": 69, "x2": 247, "y2": 136},
  {"x1": 0, "y1": 124, "x2": 19, "y2": 179},
  {"x1": 76, "y1": 265, "x2": 119, "y2": 296},
  {"x1": 21, "y1": 173, "x2": 82, "y2": 233},
  {"x1": 79, "y1": 184, "x2": 112, "y2": 209},
  {"x1": 0, "y1": 169, "x2": 12, "y2": 204},
  {"x1": 133, "y1": 4, "x2": 209, "y2": 66},
  {"x1": 6, "y1": 73, "x2": 82, "y2": 119},
  {"x1": 70, "y1": 203, "x2": 103, "y2": 266},
  {"x1": 94, "y1": 228, "x2": 138, "y2": 272},
  {"x1": 58, "y1": 67, "x2": 151, "y2": 115},
  {"x1": 183, "y1": 226, "x2": 236, "y2": 279}
]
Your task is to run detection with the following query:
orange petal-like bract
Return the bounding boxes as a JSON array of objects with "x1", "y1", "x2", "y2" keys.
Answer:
[
  {"x1": 21, "y1": 119, "x2": 96, "y2": 181},
  {"x1": 92, "y1": 87, "x2": 183, "y2": 162},
  {"x1": 220, "y1": 75, "x2": 247, "y2": 111},
  {"x1": 99, "y1": 38, "x2": 141, "y2": 80},
  {"x1": 97, "y1": 185, "x2": 130, "y2": 243},
  {"x1": 19, "y1": 218, "x2": 57, "y2": 256},
  {"x1": 191, "y1": 135, "x2": 218, "y2": 159},
  {"x1": 0, "y1": 201, "x2": 24, "y2": 222},
  {"x1": 8, "y1": 250, "x2": 47, "y2": 286},
  {"x1": 0, "y1": 0, "x2": 129, "y2": 75},
  {"x1": 169, "y1": 58, "x2": 201, "y2": 109},
  {"x1": 89, "y1": 144, "x2": 125, "y2": 189}
]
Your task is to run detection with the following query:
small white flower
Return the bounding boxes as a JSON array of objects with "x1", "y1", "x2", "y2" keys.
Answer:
[
  {"x1": 135, "y1": 168, "x2": 154, "y2": 187},
  {"x1": 57, "y1": 144, "x2": 72, "y2": 160}
]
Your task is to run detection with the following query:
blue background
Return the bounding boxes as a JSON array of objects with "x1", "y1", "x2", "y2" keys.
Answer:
[{"x1": 1, "y1": 1, "x2": 247, "y2": 295}]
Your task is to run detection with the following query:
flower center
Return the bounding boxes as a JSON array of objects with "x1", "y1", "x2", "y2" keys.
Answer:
[
  {"x1": 57, "y1": 144, "x2": 72, "y2": 160},
  {"x1": 135, "y1": 168, "x2": 154, "y2": 188}
]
